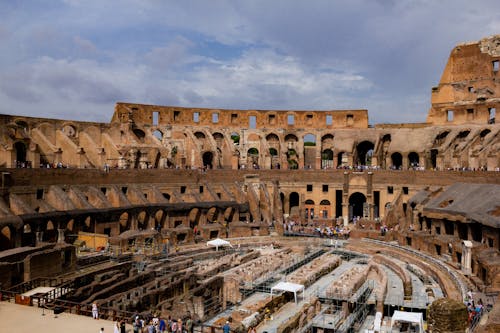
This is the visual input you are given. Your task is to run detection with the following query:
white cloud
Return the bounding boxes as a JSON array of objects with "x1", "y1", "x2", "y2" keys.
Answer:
[{"x1": 1, "y1": 0, "x2": 500, "y2": 124}]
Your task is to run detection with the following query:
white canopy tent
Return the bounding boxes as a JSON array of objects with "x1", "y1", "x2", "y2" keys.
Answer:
[
  {"x1": 270, "y1": 281, "x2": 305, "y2": 304},
  {"x1": 206, "y1": 238, "x2": 232, "y2": 251},
  {"x1": 390, "y1": 311, "x2": 424, "y2": 333}
]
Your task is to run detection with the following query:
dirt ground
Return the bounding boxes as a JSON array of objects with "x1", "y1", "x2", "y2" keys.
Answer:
[{"x1": 0, "y1": 301, "x2": 131, "y2": 333}]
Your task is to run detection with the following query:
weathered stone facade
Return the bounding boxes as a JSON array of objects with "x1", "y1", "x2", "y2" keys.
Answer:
[{"x1": 0, "y1": 34, "x2": 499, "y2": 330}]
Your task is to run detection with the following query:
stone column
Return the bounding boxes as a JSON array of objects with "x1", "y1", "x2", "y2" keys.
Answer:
[
  {"x1": 57, "y1": 228, "x2": 66, "y2": 244},
  {"x1": 461, "y1": 241, "x2": 472, "y2": 275},
  {"x1": 77, "y1": 147, "x2": 86, "y2": 168},
  {"x1": 36, "y1": 231, "x2": 43, "y2": 246}
]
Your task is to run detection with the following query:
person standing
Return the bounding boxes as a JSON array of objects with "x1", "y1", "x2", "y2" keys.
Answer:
[
  {"x1": 223, "y1": 321, "x2": 230, "y2": 333},
  {"x1": 92, "y1": 302, "x2": 99, "y2": 320},
  {"x1": 114, "y1": 321, "x2": 121, "y2": 333},
  {"x1": 185, "y1": 316, "x2": 193, "y2": 333},
  {"x1": 159, "y1": 317, "x2": 166, "y2": 333}
]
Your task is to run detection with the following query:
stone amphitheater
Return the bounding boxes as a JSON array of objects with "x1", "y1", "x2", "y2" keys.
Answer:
[{"x1": 0, "y1": 35, "x2": 499, "y2": 333}]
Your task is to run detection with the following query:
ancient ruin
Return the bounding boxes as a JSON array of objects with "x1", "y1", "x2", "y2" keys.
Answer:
[{"x1": 0, "y1": 35, "x2": 499, "y2": 332}]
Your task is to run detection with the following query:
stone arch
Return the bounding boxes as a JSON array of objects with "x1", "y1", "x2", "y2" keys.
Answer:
[
  {"x1": 0, "y1": 226, "x2": 12, "y2": 250},
  {"x1": 430, "y1": 149, "x2": 438, "y2": 169},
  {"x1": 289, "y1": 192, "x2": 300, "y2": 217},
  {"x1": 67, "y1": 219, "x2": 74, "y2": 232},
  {"x1": 119, "y1": 212, "x2": 129, "y2": 233},
  {"x1": 189, "y1": 208, "x2": 201, "y2": 228},
  {"x1": 391, "y1": 152, "x2": 403, "y2": 169},
  {"x1": 231, "y1": 132, "x2": 240, "y2": 145},
  {"x1": 321, "y1": 149, "x2": 334, "y2": 169},
  {"x1": 207, "y1": 207, "x2": 219, "y2": 223},
  {"x1": 22, "y1": 223, "x2": 35, "y2": 247},
  {"x1": 456, "y1": 130, "x2": 470, "y2": 140},
  {"x1": 153, "y1": 129, "x2": 163, "y2": 142},
  {"x1": 84, "y1": 216, "x2": 92, "y2": 229},
  {"x1": 154, "y1": 210, "x2": 164, "y2": 230},
  {"x1": 285, "y1": 133, "x2": 298, "y2": 147},
  {"x1": 434, "y1": 130, "x2": 450, "y2": 146},
  {"x1": 266, "y1": 133, "x2": 280, "y2": 169},
  {"x1": 44, "y1": 220, "x2": 57, "y2": 242},
  {"x1": 349, "y1": 192, "x2": 367, "y2": 220},
  {"x1": 320, "y1": 199, "x2": 331, "y2": 219},
  {"x1": 303, "y1": 133, "x2": 316, "y2": 169},
  {"x1": 247, "y1": 147, "x2": 259, "y2": 169},
  {"x1": 356, "y1": 141, "x2": 374, "y2": 166},
  {"x1": 213, "y1": 132, "x2": 224, "y2": 148},
  {"x1": 133, "y1": 128, "x2": 146, "y2": 143},
  {"x1": 137, "y1": 211, "x2": 148, "y2": 230},
  {"x1": 14, "y1": 141, "x2": 29, "y2": 167},
  {"x1": 202, "y1": 151, "x2": 214, "y2": 169},
  {"x1": 194, "y1": 131, "x2": 206, "y2": 139},
  {"x1": 408, "y1": 152, "x2": 419, "y2": 168}
]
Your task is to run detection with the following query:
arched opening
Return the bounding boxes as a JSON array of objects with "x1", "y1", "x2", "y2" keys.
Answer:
[
  {"x1": 0, "y1": 226, "x2": 12, "y2": 250},
  {"x1": 408, "y1": 152, "x2": 419, "y2": 169},
  {"x1": 44, "y1": 220, "x2": 57, "y2": 242},
  {"x1": 207, "y1": 207, "x2": 219, "y2": 223},
  {"x1": 434, "y1": 131, "x2": 450, "y2": 146},
  {"x1": 320, "y1": 200, "x2": 331, "y2": 219},
  {"x1": 430, "y1": 149, "x2": 438, "y2": 169},
  {"x1": 202, "y1": 151, "x2": 213, "y2": 169},
  {"x1": 247, "y1": 148, "x2": 259, "y2": 169},
  {"x1": 356, "y1": 141, "x2": 374, "y2": 166},
  {"x1": 304, "y1": 199, "x2": 315, "y2": 220},
  {"x1": 289, "y1": 192, "x2": 300, "y2": 217},
  {"x1": 133, "y1": 129, "x2": 146, "y2": 142},
  {"x1": 119, "y1": 212, "x2": 129, "y2": 233},
  {"x1": 231, "y1": 132, "x2": 240, "y2": 145},
  {"x1": 14, "y1": 141, "x2": 27, "y2": 167},
  {"x1": 480, "y1": 129, "x2": 491, "y2": 140},
  {"x1": 213, "y1": 132, "x2": 224, "y2": 148},
  {"x1": 189, "y1": 208, "x2": 201, "y2": 229},
  {"x1": 83, "y1": 216, "x2": 92, "y2": 230},
  {"x1": 349, "y1": 192, "x2": 367, "y2": 221},
  {"x1": 321, "y1": 149, "x2": 334, "y2": 169},
  {"x1": 391, "y1": 152, "x2": 403, "y2": 169},
  {"x1": 153, "y1": 130, "x2": 163, "y2": 142},
  {"x1": 154, "y1": 210, "x2": 164, "y2": 231},
  {"x1": 303, "y1": 134, "x2": 316, "y2": 169},
  {"x1": 22, "y1": 223, "x2": 35, "y2": 247},
  {"x1": 194, "y1": 131, "x2": 206, "y2": 139},
  {"x1": 137, "y1": 211, "x2": 147, "y2": 230}
]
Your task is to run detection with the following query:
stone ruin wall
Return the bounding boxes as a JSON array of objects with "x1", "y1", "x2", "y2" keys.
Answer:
[{"x1": 427, "y1": 35, "x2": 500, "y2": 125}]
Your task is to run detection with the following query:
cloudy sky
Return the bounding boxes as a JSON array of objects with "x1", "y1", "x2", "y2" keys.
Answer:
[{"x1": 1, "y1": 0, "x2": 499, "y2": 124}]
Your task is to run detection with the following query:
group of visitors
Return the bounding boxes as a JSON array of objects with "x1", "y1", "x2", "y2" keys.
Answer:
[
  {"x1": 465, "y1": 291, "x2": 486, "y2": 328},
  {"x1": 132, "y1": 315, "x2": 194, "y2": 333}
]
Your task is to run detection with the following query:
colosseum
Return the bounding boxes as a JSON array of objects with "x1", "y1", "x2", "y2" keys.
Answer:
[{"x1": 0, "y1": 35, "x2": 499, "y2": 332}]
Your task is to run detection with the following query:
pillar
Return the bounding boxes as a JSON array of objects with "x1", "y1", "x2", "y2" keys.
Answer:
[
  {"x1": 57, "y1": 229, "x2": 65, "y2": 244},
  {"x1": 77, "y1": 147, "x2": 86, "y2": 168},
  {"x1": 36, "y1": 231, "x2": 43, "y2": 246},
  {"x1": 461, "y1": 241, "x2": 472, "y2": 275}
]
